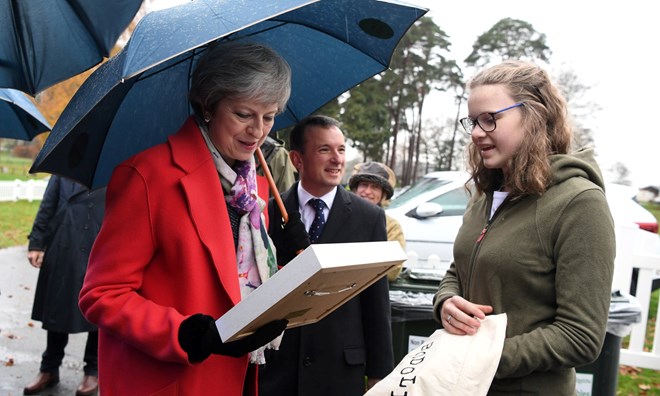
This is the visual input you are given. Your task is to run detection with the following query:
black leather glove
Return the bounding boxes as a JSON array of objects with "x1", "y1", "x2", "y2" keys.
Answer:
[
  {"x1": 179, "y1": 314, "x2": 288, "y2": 363},
  {"x1": 273, "y1": 211, "x2": 310, "y2": 267}
]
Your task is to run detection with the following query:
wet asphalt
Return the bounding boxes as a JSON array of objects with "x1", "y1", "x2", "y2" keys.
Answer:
[{"x1": 1, "y1": 245, "x2": 88, "y2": 396}]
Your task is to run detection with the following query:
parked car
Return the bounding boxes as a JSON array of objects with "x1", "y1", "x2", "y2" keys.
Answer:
[
  {"x1": 385, "y1": 171, "x2": 470, "y2": 274},
  {"x1": 386, "y1": 171, "x2": 659, "y2": 275},
  {"x1": 605, "y1": 183, "x2": 658, "y2": 234}
]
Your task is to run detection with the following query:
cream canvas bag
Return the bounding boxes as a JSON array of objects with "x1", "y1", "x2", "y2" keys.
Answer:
[{"x1": 366, "y1": 313, "x2": 507, "y2": 396}]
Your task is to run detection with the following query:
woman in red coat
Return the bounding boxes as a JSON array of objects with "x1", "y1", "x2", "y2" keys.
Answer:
[{"x1": 79, "y1": 41, "x2": 307, "y2": 395}]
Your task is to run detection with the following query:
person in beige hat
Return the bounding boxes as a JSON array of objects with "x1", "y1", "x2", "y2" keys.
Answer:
[{"x1": 349, "y1": 161, "x2": 405, "y2": 281}]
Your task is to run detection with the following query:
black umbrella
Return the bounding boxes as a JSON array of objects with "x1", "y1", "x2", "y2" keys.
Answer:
[
  {"x1": 31, "y1": 0, "x2": 427, "y2": 190},
  {"x1": 0, "y1": 88, "x2": 50, "y2": 140},
  {"x1": 0, "y1": 0, "x2": 143, "y2": 95}
]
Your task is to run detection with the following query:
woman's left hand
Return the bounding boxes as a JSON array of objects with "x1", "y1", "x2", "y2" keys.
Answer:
[{"x1": 272, "y1": 211, "x2": 310, "y2": 267}]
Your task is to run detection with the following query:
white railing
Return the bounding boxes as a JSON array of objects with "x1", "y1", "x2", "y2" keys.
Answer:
[
  {"x1": 615, "y1": 223, "x2": 660, "y2": 370},
  {"x1": 0, "y1": 179, "x2": 48, "y2": 202}
]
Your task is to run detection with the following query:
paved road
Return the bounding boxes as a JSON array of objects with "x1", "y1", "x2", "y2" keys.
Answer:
[{"x1": 0, "y1": 246, "x2": 87, "y2": 396}]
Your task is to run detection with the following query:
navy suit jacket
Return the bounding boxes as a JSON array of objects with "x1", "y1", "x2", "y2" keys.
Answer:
[{"x1": 259, "y1": 183, "x2": 394, "y2": 396}]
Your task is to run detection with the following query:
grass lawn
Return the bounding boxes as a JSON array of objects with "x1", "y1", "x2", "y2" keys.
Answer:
[
  {"x1": 0, "y1": 199, "x2": 41, "y2": 248},
  {"x1": 643, "y1": 203, "x2": 660, "y2": 226},
  {"x1": 0, "y1": 152, "x2": 45, "y2": 181}
]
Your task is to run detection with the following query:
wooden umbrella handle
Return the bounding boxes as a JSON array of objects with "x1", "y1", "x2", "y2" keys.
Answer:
[{"x1": 256, "y1": 147, "x2": 288, "y2": 224}]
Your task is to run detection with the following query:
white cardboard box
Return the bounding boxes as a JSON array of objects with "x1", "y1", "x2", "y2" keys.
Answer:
[{"x1": 216, "y1": 241, "x2": 407, "y2": 341}]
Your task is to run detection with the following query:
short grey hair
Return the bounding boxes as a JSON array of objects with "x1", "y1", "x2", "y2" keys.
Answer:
[{"x1": 189, "y1": 40, "x2": 292, "y2": 118}]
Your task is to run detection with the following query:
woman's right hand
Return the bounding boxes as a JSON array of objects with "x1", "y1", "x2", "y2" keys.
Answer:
[{"x1": 441, "y1": 296, "x2": 493, "y2": 335}]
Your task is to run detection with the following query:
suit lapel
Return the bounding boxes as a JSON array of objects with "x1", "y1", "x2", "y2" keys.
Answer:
[
  {"x1": 281, "y1": 184, "x2": 301, "y2": 218},
  {"x1": 281, "y1": 184, "x2": 352, "y2": 244},
  {"x1": 63, "y1": 177, "x2": 88, "y2": 202},
  {"x1": 181, "y1": 169, "x2": 242, "y2": 305},
  {"x1": 170, "y1": 118, "x2": 242, "y2": 305}
]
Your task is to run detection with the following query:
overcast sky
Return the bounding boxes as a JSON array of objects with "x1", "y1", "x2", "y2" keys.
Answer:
[
  {"x1": 152, "y1": 0, "x2": 657, "y2": 187},
  {"x1": 408, "y1": 0, "x2": 658, "y2": 188}
]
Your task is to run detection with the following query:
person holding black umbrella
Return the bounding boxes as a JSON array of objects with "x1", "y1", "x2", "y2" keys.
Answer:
[
  {"x1": 78, "y1": 40, "x2": 307, "y2": 396},
  {"x1": 260, "y1": 115, "x2": 394, "y2": 396}
]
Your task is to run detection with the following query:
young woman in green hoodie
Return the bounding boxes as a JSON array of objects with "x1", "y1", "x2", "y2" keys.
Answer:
[{"x1": 434, "y1": 60, "x2": 615, "y2": 395}]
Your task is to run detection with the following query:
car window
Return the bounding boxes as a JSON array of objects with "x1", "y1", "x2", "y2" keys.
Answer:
[
  {"x1": 388, "y1": 178, "x2": 453, "y2": 209},
  {"x1": 429, "y1": 186, "x2": 470, "y2": 216}
]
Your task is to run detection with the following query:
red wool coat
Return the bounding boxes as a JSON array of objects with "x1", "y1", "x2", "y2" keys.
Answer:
[{"x1": 79, "y1": 118, "x2": 269, "y2": 395}]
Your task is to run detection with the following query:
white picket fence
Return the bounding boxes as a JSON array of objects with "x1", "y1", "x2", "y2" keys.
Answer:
[
  {"x1": 615, "y1": 223, "x2": 660, "y2": 370},
  {"x1": 0, "y1": 179, "x2": 48, "y2": 202}
]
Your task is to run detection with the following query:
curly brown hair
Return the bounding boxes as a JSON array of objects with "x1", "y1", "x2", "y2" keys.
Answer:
[{"x1": 465, "y1": 61, "x2": 572, "y2": 198}]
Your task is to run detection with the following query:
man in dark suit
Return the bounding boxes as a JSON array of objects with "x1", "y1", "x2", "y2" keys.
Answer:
[{"x1": 260, "y1": 115, "x2": 394, "y2": 396}]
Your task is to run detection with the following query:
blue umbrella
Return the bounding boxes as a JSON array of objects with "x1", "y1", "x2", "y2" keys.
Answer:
[
  {"x1": 31, "y1": 0, "x2": 427, "y2": 189},
  {"x1": 0, "y1": 88, "x2": 51, "y2": 140},
  {"x1": 0, "y1": 0, "x2": 143, "y2": 95}
]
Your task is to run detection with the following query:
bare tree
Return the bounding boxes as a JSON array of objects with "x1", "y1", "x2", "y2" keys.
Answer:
[
  {"x1": 554, "y1": 67, "x2": 599, "y2": 149},
  {"x1": 611, "y1": 162, "x2": 632, "y2": 186}
]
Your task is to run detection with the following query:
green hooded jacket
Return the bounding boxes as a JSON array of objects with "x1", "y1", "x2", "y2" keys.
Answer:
[{"x1": 434, "y1": 149, "x2": 615, "y2": 395}]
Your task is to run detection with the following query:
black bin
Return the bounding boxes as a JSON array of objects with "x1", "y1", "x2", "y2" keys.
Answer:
[
  {"x1": 389, "y1": 268, "x2": 442, "y2": 363},
  {"x1": 575, "y1": 333, "x2": 622, "y2": 396},
  {"x1": 575, "y1": 291, "x2": 641, "y2": 396}
]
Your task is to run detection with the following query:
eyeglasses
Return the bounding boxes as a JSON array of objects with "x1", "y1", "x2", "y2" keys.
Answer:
[{"x1": 459, "y1": 103, "x2": 524, "y2": 135}]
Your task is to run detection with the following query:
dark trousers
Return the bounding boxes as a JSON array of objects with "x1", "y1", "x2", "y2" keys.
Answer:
[{"x1": 40, "y1": 330, "x2": 98, "y2": 376}]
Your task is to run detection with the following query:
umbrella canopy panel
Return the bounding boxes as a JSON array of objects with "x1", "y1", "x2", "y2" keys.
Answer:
[
  {"x1": 120, "y1": 0, "x2": 318, "y2": 78},
  {"x1": 0, "y1": 88, "x2": 51, "y2": 140},
  {"x1": 31, "y1": 0, "x2": 427, "y2": 189},
  {"x1": 0, "y1": 0, "x2": 142, "y2": 95}
]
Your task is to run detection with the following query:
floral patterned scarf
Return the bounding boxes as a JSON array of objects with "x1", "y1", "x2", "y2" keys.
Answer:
[{"x1": 199, "y1": 120, "x2": 280, "y2": 364}]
